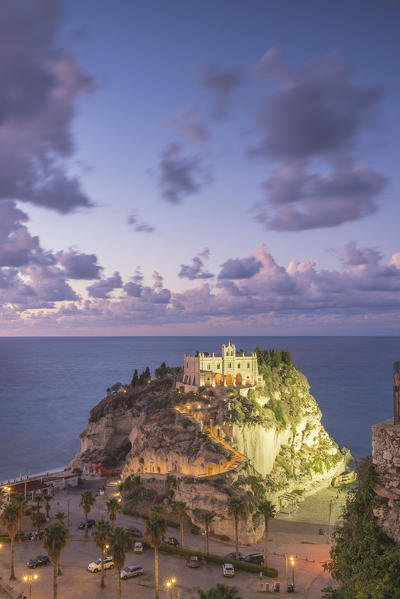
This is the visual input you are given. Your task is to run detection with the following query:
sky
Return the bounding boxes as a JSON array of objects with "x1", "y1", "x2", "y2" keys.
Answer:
[{"x1": 1, "y1": 0, "x2": 400, "y2": 335}]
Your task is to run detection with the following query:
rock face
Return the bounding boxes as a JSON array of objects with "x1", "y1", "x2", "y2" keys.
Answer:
[
  {"x1": 71, "y1": 364, "x2": 350, "y2": 544},
  {"x1": 372, "y1": 419, "x2": 400, "y2": 543}
]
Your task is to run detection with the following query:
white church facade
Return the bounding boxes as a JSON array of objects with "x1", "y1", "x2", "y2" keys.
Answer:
[{"x1": 182, "y1": 342, "x2": 262, "y2": 388}]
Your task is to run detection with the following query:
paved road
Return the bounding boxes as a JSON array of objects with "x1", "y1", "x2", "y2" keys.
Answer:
[{"x1": 0, "y1": 479, "x2": 335, "y2": 598}]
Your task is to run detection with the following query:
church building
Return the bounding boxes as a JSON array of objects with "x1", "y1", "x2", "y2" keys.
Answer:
[{"x1": 182, "y1": 342, "x2": 262, "y2": 387}]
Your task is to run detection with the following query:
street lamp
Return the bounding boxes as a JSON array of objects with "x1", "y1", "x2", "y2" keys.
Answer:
[
  {"x1": 165, "y1": 576, "x2": 176, "y2": 599},
  {"x1": 289, "y1": 555, "x2": 295, "y2": 591},
  {"x1": 23, "y1": 573, "x2": 38, "y2": 599}
]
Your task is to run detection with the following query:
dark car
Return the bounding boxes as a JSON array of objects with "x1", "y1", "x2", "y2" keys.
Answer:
[
  {"x1": 186, "y1": 555, "x2": 201, "y2": 568},
  {"x1": 79, "y1": 519, "x2": 96, "y2": 530},
  {"x1": 125, "y1": 527, "x2": 143, "y2": 539},
  {"x1": 225, "y1": 552, "x2": 244, "y2": 561},
  {"x1": 27, "y1": 555, "x2": 50, "y2": 568},
  {"x1": 244, "y1": 553, "x2": 264, "y2": 565},
  {"x1": 167, "y1": 537, "x2": 179, "y2": 546},
  {"x1": 24, "y1": 530, "x2": 43, "y2": 541}
]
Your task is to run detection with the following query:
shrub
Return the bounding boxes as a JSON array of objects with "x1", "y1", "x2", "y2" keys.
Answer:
[
  {"x1": 267, "y1": 397, "x2": 286, "y2": 426},
  {"x1": 158, "y1": 543, "x2": 278, "y2": 577}
]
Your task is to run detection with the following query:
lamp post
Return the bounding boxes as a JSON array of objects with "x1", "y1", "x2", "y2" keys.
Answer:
[
  {"x1": 202, "y1": 530, "x2": 207, "y2": 553},
  {"x1": 165, "y1": 577, "x2": 176, "y2": 599},
  {"x1": 289, "y1": 555, "x2": 295, "y2": 590},
  {"x1": 23, "y1": 573, "x2": 38, "y2": 599}
]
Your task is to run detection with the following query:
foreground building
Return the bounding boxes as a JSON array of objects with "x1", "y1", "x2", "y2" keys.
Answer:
[{"x1": 182, "y1": 342, "x2": 263, "y2": 387}]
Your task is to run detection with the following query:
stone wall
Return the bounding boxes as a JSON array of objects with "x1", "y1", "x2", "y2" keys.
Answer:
[{"x1": 372, "y1": 418, "x2": 400, "y2": 543}]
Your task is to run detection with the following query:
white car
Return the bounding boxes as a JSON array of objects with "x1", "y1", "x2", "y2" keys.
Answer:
[
  {"x1": 223, "y1": 563, "x2": 235, "y2": 577},
  {"x1": 87, "y1": 556, "x2": 114, "y2": 573},
  {"x1": 121, "y1": 564, "x2": 144, "y2": 579},
  {"x1": 134, "y1": 542, "x2": 143, "y2": 553}
]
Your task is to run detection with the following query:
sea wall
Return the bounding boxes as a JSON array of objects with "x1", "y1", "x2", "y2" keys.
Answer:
[{"x1": 372, "y1": 419, "x2": 400, "y2": 543}]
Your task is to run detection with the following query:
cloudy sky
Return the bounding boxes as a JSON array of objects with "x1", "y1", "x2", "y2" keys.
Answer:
[{"x1": 1, "y1": 0, "x2": 400, "y2": 335}]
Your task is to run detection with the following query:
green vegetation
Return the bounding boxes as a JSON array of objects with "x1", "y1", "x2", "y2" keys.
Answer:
[
  {"x1": 195, "y1": 584, "x2": 242, "y2": 599},
  {"x1": 145, "y1": 509, "x2": 168, "y2": 599},
  {"x1": 158, "y1": 542, "x2": 277, "y2": 578},
  {"x1": 322, "y1": 457, "x2": 400, "y2": 598},
  {"x1": 227, "y1": 496, "x2": 247, "y2": 560},
  {"x1": 131, "y1": 366, "x2": 151, "y2": 387},
  {"x1": 106, "y1": 497, "x2": 121, "y2": 528},
  {"x1": 1, "y1": 502, "x2": 19, "y2": 580},
  {"x1": 255, "y1": 346, "x2": 292, "y2": 370},
  {"x1": 79, "y1": 490, "x2": 96, "y2": 538},
  {"x1": 255, "y1": 500, "x2": 276, "y2": 568},
  {"x1": 43, "y1": 522, "x2": 69, "y2": 599},
  {"x1": 92, "y1": 520, "x2": 112, "y2": 588},
  {"x1": 108, "y1": 527, "x2": 132, "y2": 599},
  {"x1": 172, "y1": 501, "x2": 187, "y2": 548},
  {"x1": 266, "y1": 397, "x2": 286, "y2": 426}
]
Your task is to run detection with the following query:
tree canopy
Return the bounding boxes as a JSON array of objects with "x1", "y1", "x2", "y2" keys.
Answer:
[
  {"x1": 323, "y1": 457, "x2": 400, "y2": 598},
  {"x1": 255, "y1": 347, "x2": 292, "y2": 370}
]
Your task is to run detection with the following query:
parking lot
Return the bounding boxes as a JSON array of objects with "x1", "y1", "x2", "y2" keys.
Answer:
[{"x1": 0, "y1": 479, "x2": 335, "y2": 598}]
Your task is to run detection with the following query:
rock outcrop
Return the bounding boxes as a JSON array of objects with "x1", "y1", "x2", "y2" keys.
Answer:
[
  {"x1": 71, "y1": 363, "x2": 350, "y2": 543},
  {"x1": 372, "y1": 419, "x2": 400, "y2": 543}
]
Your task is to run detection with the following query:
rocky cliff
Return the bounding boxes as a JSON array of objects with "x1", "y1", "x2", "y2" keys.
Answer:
[
  {"x1": 70, "y1": 363, "x2": 350, "y2": 543},
  {"x1": 372, "y1": 419, "x2": 400, "y2": 543}
]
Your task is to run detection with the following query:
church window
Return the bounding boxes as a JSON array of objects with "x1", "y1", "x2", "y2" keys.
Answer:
[
  {"x1": 217, "y1": 363, "x2": 220, "y2": 369},
  {"x1": 237, "y1": 363, "x2": 240, "y2": 368},
  {"x1": 187, "y1": 362, "x2": 189, "y2": 368},
  {"x1": 228, "y1": 362, "x2": 232, "y2": 368},
  {"x1": 207, "y1": 364, "x2": 210, "y2": 370},
  {"x1": 247, "y1": 363, "x2": 250, "y2": 368}
]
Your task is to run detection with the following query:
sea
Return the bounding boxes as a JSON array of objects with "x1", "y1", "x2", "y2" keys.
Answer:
[{"x1": 0, "y1": 336, "x2": 398, "y2": 483}]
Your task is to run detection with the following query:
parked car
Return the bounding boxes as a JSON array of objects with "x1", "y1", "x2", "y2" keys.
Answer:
[
  {"x1": 186, "y1": 555, "x2": 201, "y2": 568},
  {"x1": 24, "y1": 530, "x2": 43, "y2": 541},
  {"x1": 244, "y1": 553, "x2": 264, "y2": 565},
  {"x1": 27, "y1": 555, "x2": 50, "y2": 569},
  {"x1": 79, "y1": 519, "x2": 96, "y2": 530},
  {"x1": 223, "y1": 563, "x2": 235, "y2": 577},
  {"x1": 125, "y1": 527, "x2": 143, "y2": 539},
  {"x1": 133, "y1": 542, "x2": 143, "y2": 553},
  {"x1": 225, "y1": 552, "x2": 244, "y2": 561},
  {"x1": 167, "y1": 537, "x2": 179, "y2": 546},
  {"x1": 120, "y1": 564, "x2": 144, "y2": 579},
  {"x1": 87, "y1": 556, "x2": 114, "y2": 573}
]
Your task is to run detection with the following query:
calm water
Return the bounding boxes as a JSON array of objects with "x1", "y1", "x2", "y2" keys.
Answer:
[{"x1": 0, "y1": 336, "x2": 398, "y2": 482}]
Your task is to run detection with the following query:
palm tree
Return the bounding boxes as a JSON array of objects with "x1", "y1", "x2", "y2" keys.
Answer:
[
  {"x1": 227, "y1": 496, "x2": 246, "y2": 560},
  {"x1": 0, "y1": 488, "x2": 6, "y2": 510},
  {"x1": 34, "y1": 495, "x2": 44, "y2": 511},
  {"x1": 108, "y1": 527, "x2": 132, "y2": 599},
  {"x1": 43, "y1": 522, "x2": 69, "y2": 599},
  {"x1": 172, "y1": 501, "x2": 186, "y2": 548},
  {"x1": 145, "y1": 511, "x2": 167, "y2": 599},
  {"x1": 11, "y1": 494, "x2": 27, "y2": 532},
  {"x1": 199, "y1": 511, "x2": 216, "y2": 555},
  {"x1": 1, "y1": 502, "x2": 19, "y2": 580},
  {"x1": 43, "y1": 494, "x2": 53, "y2": 518},
  {"x1": 55, "y1": 512, "x2": 65, "y2": 523},
  {"x1": 92, "y1": 519, "x2": 112, "y2": 589},
  {"x1": 106, "y1": 497, "x2": 121, "y2": 528},
  {"x1": 79, "y1": 490, "x2": 96, "y2": 538},
  {"x1": 32, "y1": 508, "x2": 46, "y2": 535},
  {"x1": 255, "y1": 500, "x2": 276, "y2": 568},
  {"x1": 197, "y1": 583, "x2": 242, "y2": 599}
]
